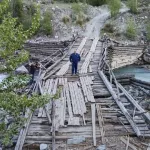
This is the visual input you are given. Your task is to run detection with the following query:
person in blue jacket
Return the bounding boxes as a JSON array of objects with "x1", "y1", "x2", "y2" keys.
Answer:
[{"x1": 70, "y1": 51, "x2": 81, "y2": 75}]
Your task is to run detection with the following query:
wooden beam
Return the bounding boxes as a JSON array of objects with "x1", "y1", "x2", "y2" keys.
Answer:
[
  {"x1": 98, "y1": 71, "x2": 141, "y2": 137},
  {"x1": 118, "y1": 83, "x2": 150, "y2": 124},
  {"x1": 91, "y1": 104, "x2": 96, "y2": 146}
]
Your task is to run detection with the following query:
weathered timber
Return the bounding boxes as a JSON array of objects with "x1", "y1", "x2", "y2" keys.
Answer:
[
  {"x1": 118, "y1": 83, "x2": 150, "y2": 124},
  {"x1": 98, "y1": 71, "x2": 141, "y2": 136},
  {"x1": 91, "y1": 104, "x2": 96, "y2": 146}
]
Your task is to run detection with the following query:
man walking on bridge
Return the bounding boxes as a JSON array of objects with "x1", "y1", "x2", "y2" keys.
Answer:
[{"x1": 70, "y1": 51, "x2": 81, "y2": 75}]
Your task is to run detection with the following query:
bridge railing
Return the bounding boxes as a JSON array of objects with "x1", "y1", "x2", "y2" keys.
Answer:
[{"x1": 98, "y1": 41, "x2": 120, "y2": 99}]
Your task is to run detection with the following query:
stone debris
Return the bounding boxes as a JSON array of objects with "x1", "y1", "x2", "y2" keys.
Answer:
[
  {"x1": 67, "y1": 136, "x2": 86, "y2": 145},
  {"x1": 96, "y1": 145, "x2": 106, "y2": 150}
]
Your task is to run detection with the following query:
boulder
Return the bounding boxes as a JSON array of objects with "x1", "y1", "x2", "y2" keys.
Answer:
[
  {"x1": 16, "y1": 66, "x2": 29, "y2": 74},
  {"x1": 67, "y1": 136, "x2": 85, "y2": 145},
  {"x1": 96, "y1": 145, "x2": 106, "y2": 150}
]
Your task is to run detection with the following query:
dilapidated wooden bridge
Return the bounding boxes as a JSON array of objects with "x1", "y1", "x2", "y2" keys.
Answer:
[{"x1": 15, "y1": 37, "x2": 150, "y2": 150}]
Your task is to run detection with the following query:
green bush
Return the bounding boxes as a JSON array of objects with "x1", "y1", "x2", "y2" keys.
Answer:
[
  {"x1": 102, "y1": 23, "x2": 115, "y2": 33},
  {"x1": 76, "y1": 12, "x2": 87, "y2": 27},
  {"x1": 72, "y1": 3, "x2": 82, "y2": 14},
  {"x1": 62, "y1": 16, "x2": 70, "y2": 24},
  {"x1": 127, "y1": 0, "x2": 138, "y2": 14},
  {"x1": 146, "y1": 23, "x2": 150, "y2": 42},
  {"x1": 10, "y1": 0, "x2": 23, "y2": 20},
  {"x1": 87, "y1": 0, "x2": 107, "y2": 6},
  {"x1": 107, "y1": 0, "x2": 121, "y2": 17},
  {"x1": 126, "y1": 18, "x2": 137, "y2": 40},
  {"x1": 41, "y1": 10, "x2": 53, "y2": 35}
]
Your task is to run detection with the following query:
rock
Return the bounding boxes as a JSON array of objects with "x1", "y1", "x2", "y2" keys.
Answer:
[
  {"x1": 67, "y1": 136, "x2": 85, "y2": 145},
  {"x1": 40, "y1": 144, "x2": 48, "y2": 150},
  {"x1": 16, "y1": 66, "x2": 28, "y2": 74},
  {"x1": 96, "y1": 145, "x2": 106, "y2": 150}
]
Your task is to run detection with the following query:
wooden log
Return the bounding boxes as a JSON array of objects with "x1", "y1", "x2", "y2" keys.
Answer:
[
  {"x1": 15, "y1": 109, "x2": 32, "y2": 150},
  {"x1": 91, "y1": 104, "x2": 96, "y2": 146},
  {"x1": 120, "y1": 137, "x2": 137, "y2": 150},
  {"x1": 64, "y1": 84, "x2": 73, "y2": 118},
  {"x1": 98, "y1": 71, "x2": 141, "y2": 137},
  {"x1": 38, "y1": 82, "x2": 52, "y2": 124},
  {"x1": 118, "y1": 83, "x2": 150, "y2": 124},
  {"x1": 96, "y1": 104, "x2": 105, "y2": 144}
]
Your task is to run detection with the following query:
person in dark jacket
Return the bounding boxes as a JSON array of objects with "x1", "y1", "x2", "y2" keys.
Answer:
[
  {"x1": 29, "y1": 62, "x2": 40, "y2": 84},
  {"x1": 70, "y1": 51, "x2": 81, "y2": 75}
]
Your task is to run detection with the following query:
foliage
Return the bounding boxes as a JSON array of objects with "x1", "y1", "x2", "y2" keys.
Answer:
[
  {"x1": 71, "y1": 3, "x2": 89, "y2": 26},
  {"x1": 62, "y1": 16, "x2": 70, "y2": 24},
  {"x1": 0, "y1": 1, "x2": 45, "y2": 146},
  {"x1": 71, "y1": 3, "x2": 82, "y2": 14},
  {"x1": 21, "y1": 2, "x2": 38, "y2": 30},
  {"x1": 11, "y1": 0, "x2": 23, "y2": 20},
  {"x1": 126, "y1": 18, "x2": 137, "y2": 40},
  {"x1": 62, "y1": 0, "x2": 107, "y2": 6},
  {"x1": 0, "y1": 0, "x2": 10, "y2": 18},
  {"x1": 71, "y1": 2, "x2": 88, "y2": 14},
  {"x1": 40, "y1": 9, "x2": 53, "y2": 35},
  {"x1": 102, "y1": 23, "x2": 115, "y2": 33},
  {"x1": 146, "y1": 23, "x2": 150, "y2": 42},
  {"x1": 75, "y1": 12, "x2": 86, "y2": 27},
  {"x1": 87, "y1": 0, "x2": 107, "y2": 6},
  {"x1": 127, "y1": 0, "x2": 137, "y2": 14},
  {"x1": 107, "y1": 0, "x2": 121, "y2": 17}
]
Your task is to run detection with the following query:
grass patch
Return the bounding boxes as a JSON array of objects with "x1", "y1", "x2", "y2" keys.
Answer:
[
  {"x1": 102, "y1": 23, "x2": 115, "y2": 33},
  {"x1": 62, "y1": 16, "x2": 70, "y2": 24},
  {"x1": 126, "y1": 18, "x2": 137, "y2": 40},
  {"x1": 146, "y1": 22, "x2": 150, "y2": 42},
  {"x1": 127, "y1": 0, "x2": 138, "y2": 14},
  {"x1": 40, "y1": 10, "x2": 53, "y2": 35},
  {"x1": 107, "y1": 0, "x2": 121, "y2": 17}
]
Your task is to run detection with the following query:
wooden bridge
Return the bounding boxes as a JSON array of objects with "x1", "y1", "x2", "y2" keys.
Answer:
[{"x1": 16, "y1": 37, "x2": 150, "y2": 150}]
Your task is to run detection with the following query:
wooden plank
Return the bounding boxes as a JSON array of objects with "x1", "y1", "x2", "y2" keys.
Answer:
[
  {"x1": 64, "y1": 84, "x2": 73, "y2": 118},
  {"x1": 120, "y1": 137, "x2": 137, "y2": 150},
  {"x1": 118, "y1": 83, "x2": 150, "y2": 124},
  {"x1": 56, "y1": 37, "x2": 87, "y2": 76},
  {"x1": 91, "y1": 104, "x2": 96, "y2": 146},
  {"x1": 96, "y1": 104, "x2": 105, "y2": 144},
  {"x1": 15, "y1": 109, "x2": 32, "y2": 150},
  {"x1": 98, "y1": 71, "x2": 141, "y2": 137}
]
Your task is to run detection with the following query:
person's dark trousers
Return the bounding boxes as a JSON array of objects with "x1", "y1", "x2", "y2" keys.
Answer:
[
  {"x1": 72, "y1": 62, "x2": 78, "y2": 74},
  {"x1": 29, "y1": 73, "x2": 34, "y2": 85}
]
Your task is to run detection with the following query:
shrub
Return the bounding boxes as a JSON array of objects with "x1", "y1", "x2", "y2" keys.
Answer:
[
  {"x1": 146, "y1": 23, "x2": 150, "y2": 42},
  {"x1": 21, "y1": 13, "x2": 32, "y2": 30},
  {"x1": 87, "y1": 0, "x2": 107, "y2": 6},
  {"x1": 76, "y1": 12, "x2": 87, "y2": 27},
  {"x1": 62, "y1": 16, "x2": 70, "y2": 24},
  {"x1": 126, "y1": 18, "x2": 137, "y2": 40},
  {"x1": 107, "y1": 0, "x2": 121, "y2": 17},
  {"x1": 72, "y1": 3, "x2": 82, "y2": 14},
  {"x1": 41, "y1": 10, "x2": 53, "y2": 35},
  {"x1": 10, "y1": 0, "x2": 23, "y2": 20},
  {"x1": 102, "y1": 23, "x2": 115, "y2": 33},
  {"x1": 127, "y1": 0, "x2": 138, "y2": 14}
]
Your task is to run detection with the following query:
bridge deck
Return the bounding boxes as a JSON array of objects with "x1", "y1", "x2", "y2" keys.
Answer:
[{"x1": 16, "y1": 38, "x2": 150, "y2": 150}]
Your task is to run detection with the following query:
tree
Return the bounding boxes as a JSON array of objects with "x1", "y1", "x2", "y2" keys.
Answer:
[{"x1": 0, "y1": 1, "x2": 51, "y2": 147}]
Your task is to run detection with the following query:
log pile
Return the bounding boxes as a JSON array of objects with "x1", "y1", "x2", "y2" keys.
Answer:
[{"x1": 107, "y1": 46, "x2": 144, "y2": 69}]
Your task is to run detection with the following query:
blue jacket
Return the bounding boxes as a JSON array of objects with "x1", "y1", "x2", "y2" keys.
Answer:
[{"x1": 70, "y1": 53, "x2": 81, "y2": 63}]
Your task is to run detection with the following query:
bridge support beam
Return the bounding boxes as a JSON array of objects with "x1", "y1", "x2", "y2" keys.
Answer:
[{"x1": 98, "y1": 71, "x2": 141, "y2": 137}]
